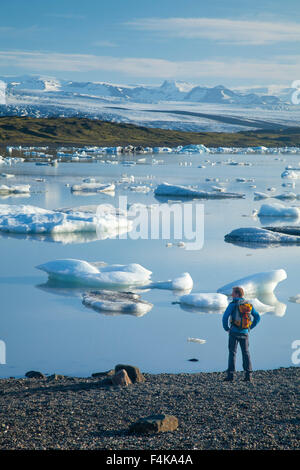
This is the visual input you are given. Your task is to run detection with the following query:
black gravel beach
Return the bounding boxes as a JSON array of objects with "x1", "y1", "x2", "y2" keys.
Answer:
[{"x1": 0, "y1": 366, "x2": 299, "y2": 450}]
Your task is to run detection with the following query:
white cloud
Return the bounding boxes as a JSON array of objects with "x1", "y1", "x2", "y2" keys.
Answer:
[
  {"x1": 0, "y1": 50, "x2": 299, "y2": 81},
  {"x1": 127, "y1": 17, "x2": 300, "y2": 45}
]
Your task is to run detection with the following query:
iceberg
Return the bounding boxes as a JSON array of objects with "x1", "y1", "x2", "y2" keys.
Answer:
[
  {"x1": 179, "y1": 293, "x2": 228, "y2": 309},
  {"x1": 225, "y1": 227, "x2": 300, "y2": 246},
  {"x1": 177, "y1": 144, "x2": 209, "y2": 154},
  {"x1": 0, "y1": 204, "x2": 131, "y2": 239},
  {"x1": 71, "y1": 182, "x2": 115, "y2": 193},
  {"x1": 154, "y1": 182, "x2": 244, "y2": 199},
  {"x1": 281, "y1": 170, "x2": 298, "y2": 179},
  {"x1": 36, "y1": 259, "x2": 152, "y2": 288},
  {"x1": 82, "y1": 290, "x2": 153, "y2": 316},
  {"x1": 289, "y1": 294, "x2": 300, "y2": 304},
  {"x1": 217, "y1": 269, "x2": 287, "y2": 296},
  {"x1": 151, "y1": 272, "x2": 193, "y2": 292},
  {"x1": 257, "y1": 203, "x2": 299, "y2": 218},
  {"x1": 0, "y1": 184, "x2": 30, "y2": 194}
]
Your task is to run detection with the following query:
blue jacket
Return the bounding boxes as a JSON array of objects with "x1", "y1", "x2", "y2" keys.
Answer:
[{"x1": 222, "y1": 297, "x2": 261, "y2": 334}]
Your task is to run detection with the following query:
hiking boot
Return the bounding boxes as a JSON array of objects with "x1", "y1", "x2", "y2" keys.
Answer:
[
  {"x1": 223, "y1": 373, "x2": 234, "y2": 382},
  {"x1": 244, "y1": 372, "x2": 252, "y2": 382}
]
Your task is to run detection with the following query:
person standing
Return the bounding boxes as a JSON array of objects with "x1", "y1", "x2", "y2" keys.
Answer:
[{"x1": 222, "y1": 286, "x2": 260, "y2": 382}]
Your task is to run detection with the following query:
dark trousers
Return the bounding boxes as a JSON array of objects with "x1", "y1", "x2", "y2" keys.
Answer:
[{"x1": 228, "y1": 331, "x2": 252, "y2": 373}]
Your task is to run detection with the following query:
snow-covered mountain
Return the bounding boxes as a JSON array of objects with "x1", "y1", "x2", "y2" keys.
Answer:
[
  {"x1": 0, "y1": 75, "x2": 285, "y2": 106},
  {"x1": 1, "y1": 75, "x2": 298, "y2": 133}
]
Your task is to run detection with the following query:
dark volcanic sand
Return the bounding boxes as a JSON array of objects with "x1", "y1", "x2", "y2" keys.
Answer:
[{"x1": 0, "y1": 367, "x2": 299, "y2": 450}]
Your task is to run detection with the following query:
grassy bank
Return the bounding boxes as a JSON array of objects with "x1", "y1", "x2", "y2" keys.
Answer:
[{"x1": 1, "y1": 116, "x2": 300, "y2": 147}]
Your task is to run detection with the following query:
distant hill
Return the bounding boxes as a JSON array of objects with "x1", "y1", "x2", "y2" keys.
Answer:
[{"x1": 0, "y1": 116, "x2": 300, "y2": 147}]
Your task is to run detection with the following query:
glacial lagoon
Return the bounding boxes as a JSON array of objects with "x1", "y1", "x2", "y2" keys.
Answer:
[{"x1": 0, "y1": 149, "x2": 300, "y2": 377}]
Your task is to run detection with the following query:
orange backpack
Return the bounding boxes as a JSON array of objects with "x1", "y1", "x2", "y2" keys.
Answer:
[{"x1": 231, "y1": 302, "x2": 253, "y2": 330}]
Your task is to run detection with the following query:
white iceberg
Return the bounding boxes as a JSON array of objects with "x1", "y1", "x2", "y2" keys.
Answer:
[
  {"x1": 154, "y1": 182, "x2": 244, "y2": 199},
  {"x1": 151, "y1": 272, "x2": 193, "y2": 292},
  {"x1": 82, "y1": 290, "x2": 153, "y2": 316},
  {"x1": 257, "y1": 203, "x2": 299, "y2": 218},
  {"x1": 179, "y1": 293, "x2": 228, "y2": 309},
  {"x1": 71, "y1": 182, "x2": 115, "y2": 193},
  {"x1": 0, "y1": 184, "x2": 30, "y2": 194},
  {"x1": 0, "y1": 204, "x2": 131, "y2": 239},
  {"x1": 217, "y1": 269, "x2": 287, "y2": 296},
  {"x1": 37, "y1": 259, "x2": 152, "y2": 288},
  {"x1": 281, "y1": 170, "x2": 298, "y2": 179}
]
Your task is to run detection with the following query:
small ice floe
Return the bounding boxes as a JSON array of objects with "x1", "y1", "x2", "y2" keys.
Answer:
[
  {"x1": 35, "y1": 178, "x2": 46, "y2": 183},
  {"x1": 282, "y1": 182, "x2": 295, "y2": 188},
  {"x1": 225, "y1": 227, "x2": 300, "y2": 246},
  {"x1": 179, "y1": 293, "x2": 228, "y2": 310},
  {"x1": 154, "y1": 183, "x2": 244, "y2": 199},
  {"x1": 0, "y1": 184, "x2": 30, "y2": 194},
  {"x1": 151, "y1": 272, "x2": 193, "y2": 292},
  {"x1": 187, "y1": 338, "x2": 206, "y2": 344},
  {"x1": 217, "y1": 269, "x2": 287, "y2": 296},
  {"x1": 120, "y1": 175, "x2": 135, "y2": 184},
  {"x1": 1, "y1": 173, "x2": 15, "y2": 178},
  {"x1": 130, "y1": 185, "x2": 151, "y2": 193},
  {"x1": 36, "y1": 259, "x2": 152, "y2": 288},
  {"x1": 274, "y1": 193, "x2": 297, "y2": 200},
  {"x1": 257, "y1": 203, "x2": 299, "y2": 218},
  {"x1": 165, "y1": 241, "x2": 186, "y2": 248},
  {"x1": 71, "y1": 182, "x2": 115, "y2": 193},
  {"x1": 267, "y1": 187, "x2": 276, "y2": 192},
  {"x1": 254, "y1": 192, "x2": 269, "y2": 200},
  {"x1": 82, "y1": 290, "x2": 153, "y2": 316},
  {"x1": 281, "y1": 170, "x2": 298, "y2": 179},
  {"x1": 289, "y1": 294, "x2": 300, "y2": 304}
]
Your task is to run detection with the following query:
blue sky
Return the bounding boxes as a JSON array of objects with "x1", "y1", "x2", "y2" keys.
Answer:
[{"x1": 0, "y1": 0, "x2": 299, "y2": 86}]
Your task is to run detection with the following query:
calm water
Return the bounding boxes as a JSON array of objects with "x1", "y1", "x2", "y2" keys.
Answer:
[{"x1": 0, "y1": 151, "x2": 300, "y2": 377}]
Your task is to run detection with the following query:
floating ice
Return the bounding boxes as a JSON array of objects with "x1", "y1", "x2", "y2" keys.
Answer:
[
  {"x1": 37, "y1": 259, "x2": 152, "y2": 288},
  {"x1": 257, "y1": 203, "x2": 299, "y2": 218},
  {"x1": 225, "y1": 227, "x2": 300, "y2": 245},
  {"x1": 0, "y1": 204, "x2": 131, "y2": 238},
  {"x1": 82, "y1": 290, "x2": 153, "y2": 316},
  {"x1": 187, "y1": 338, "x2": 206, "y2": 344},
  {"x1": 1, "y1": 173, "x2": 15, "y2": 178},
  {"x1": 177, "y1": 144, "x2": 209, "y2": 154},
  {"x1": 217, "y1": 269, "x2": 287, "y2": 296},
  {"x1": 281, "y1": 170, "x2": 298, "y2": 179},
  {"x1": 151, "y1": 272, "x2": 193, "y2": 292},
  {"x1": 289, "y1": 294, "x2": 300, "y2": 303},
  {"x1": 155, "y1": 182, "x2": 244, "y2": 199},
  {"x1": 0, "y1": 184, "x2": 30, "y2": 194},
  {"x1": 179, "y1": 293, "x2": 228, "y2": 309},
  {"x1": 254, "y1": 192, "x2": 269, "y2": 200},
  {"x1": 71, "y1": 182, "x2": 115, "y2": 193}
]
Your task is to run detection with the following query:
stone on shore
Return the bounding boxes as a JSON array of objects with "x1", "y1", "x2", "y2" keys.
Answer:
[
  {"x1": 25, "y1": 371, "x2": 45, "y2": 379},
  {"x1": 115, "y1": 364, "x2": 145, "y2": 383},
  {"x1": 129, "y1": 414, "x2": 179, "y2": 434},
  {"x1": 111, "y1": 369, "x2": 132, "y2": 387}
]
